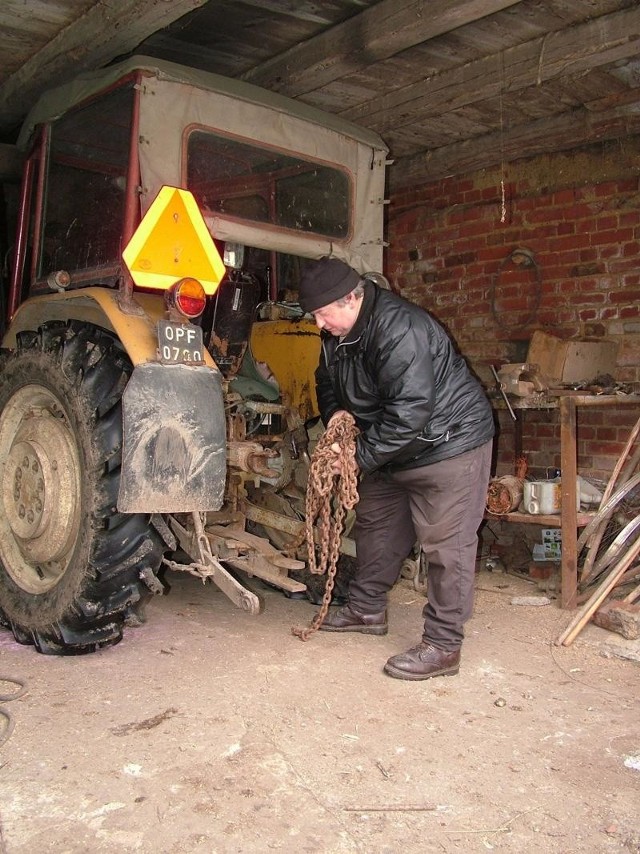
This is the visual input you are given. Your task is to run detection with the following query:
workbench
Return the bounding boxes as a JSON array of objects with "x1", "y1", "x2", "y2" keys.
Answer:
[{"x1": 488, "y1": 393, "x2": 640, "y2": 609}]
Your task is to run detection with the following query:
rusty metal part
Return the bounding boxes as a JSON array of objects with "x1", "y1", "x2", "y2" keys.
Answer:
[
  {"x1": 242, "y1": 498, "x2": 357, "y2": 558},
  {"x1": 490, "y1": 364, "x2": 517, "y2": 420},
  {"x1": 496, "y1": 362, "x2": 547, "y2": 399},
  {"x1": 227, "y1": 440, "x2": 280, "y2": 478},
  {"x1": 167, "y1": 512, "x2": 262, "y2": 613},
  {"x1": 247, "y1": 451, "x2": 280, "y2": 479},
  {"x1": 292, "y1": 411, "x2": 360, "y2": 641},
  {"x1": 515, "y1": 456, "x2": 528, "y2": 479},
  {"x1": 243, "y1": 400, "x2": 287, "y2": 416},
  {"x1": 486, "y1": 475, "x2": 524, "y2": 515},
  {"x1": 116, "y1": 271, "x2": 146, "y2": 317},
  {"x1": 401, "y1": 550, "x2": 428, "y2": 594},
  {"x1": 204, "y1": 517, "x2": 306, "y2": 594}
]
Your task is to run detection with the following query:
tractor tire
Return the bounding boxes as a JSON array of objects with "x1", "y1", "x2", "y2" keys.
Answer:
[{"x1": 0, "y1": 321, "x2": 168, "y2": 655}]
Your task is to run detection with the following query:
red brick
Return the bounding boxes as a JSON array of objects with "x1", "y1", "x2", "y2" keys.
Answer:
[
  {"x1": 592, "y1": 228, "x2": 635, "y2": 245},
  {"x1": 595, "y1": 216, "x2": 619, "y2": 231},
  {"x1": 620, "y1": 211, "x2": 640, "y2": 227},
  {"x1": 557, "y1": 222, "x2": 576, "y2": 235},
  {"x1": 568, "y1": 292, "x2": 607, "y2": 304},
  {"x1": 610, "y1": 289, "x2": 640, "y2": 304},
  {"x1": 623, "y1": 241, "x2": 640, "y2": 257},
  {"x1": 553, "y1": 189, "x2": 576, "y2": 205},
  {"x1": 528, "y1": 562, "x2": 556, "y2": 580}
]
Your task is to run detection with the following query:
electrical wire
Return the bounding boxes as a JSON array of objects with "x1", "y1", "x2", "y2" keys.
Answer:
[
  {"x1": 489, "y1": 248, "x2": 543, "y2": 328},
  {"x1": 0, "y1": 675, "x2": 28, "y2": 748}
]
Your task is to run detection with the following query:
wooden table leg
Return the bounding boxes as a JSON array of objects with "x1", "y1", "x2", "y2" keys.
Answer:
[{"x1": 559, "y1": 396, "x2": 578, "y2": 609}]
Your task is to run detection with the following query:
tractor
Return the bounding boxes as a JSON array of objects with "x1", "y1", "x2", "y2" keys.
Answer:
[{"x1": 0, "y1": 57, "x2": 388, "y2": 654}]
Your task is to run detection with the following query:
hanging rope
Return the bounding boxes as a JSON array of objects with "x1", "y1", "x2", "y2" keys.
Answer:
[{"x1": 291, "y1": 411, "x2": 360, "y2": 641}]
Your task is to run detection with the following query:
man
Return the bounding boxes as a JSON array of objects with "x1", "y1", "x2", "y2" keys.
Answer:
[{"x1": 298, "y1": 256, "x2": 495, "y2": 680}]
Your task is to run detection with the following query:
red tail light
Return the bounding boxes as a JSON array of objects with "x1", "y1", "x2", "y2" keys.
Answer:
[{"x1": 167, "y1": 278, "x2": 207, "y2": 319}]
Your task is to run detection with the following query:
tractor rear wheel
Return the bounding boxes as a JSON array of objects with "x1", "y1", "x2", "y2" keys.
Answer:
[{"x1": 0, "y1": 321, "x2": 167, "y2": 654}]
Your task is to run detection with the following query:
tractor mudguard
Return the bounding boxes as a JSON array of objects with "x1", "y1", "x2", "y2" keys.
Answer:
[{"x1": 119, "y1": 362, "x2": 227, "y2": 513}]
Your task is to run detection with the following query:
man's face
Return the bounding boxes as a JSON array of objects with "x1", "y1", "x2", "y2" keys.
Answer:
[{"x1": 311, "y1": 293, "x2": 361, "y2": 337}]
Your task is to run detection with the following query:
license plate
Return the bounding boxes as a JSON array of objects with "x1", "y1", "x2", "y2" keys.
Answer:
[{"x1": 157, "y1": 320, "x2": 205, "y2": 364}]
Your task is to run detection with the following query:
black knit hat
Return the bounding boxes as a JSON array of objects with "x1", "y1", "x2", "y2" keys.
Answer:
[{"x1": 298, "y1": 257, "x2": 361, "y2": 313}]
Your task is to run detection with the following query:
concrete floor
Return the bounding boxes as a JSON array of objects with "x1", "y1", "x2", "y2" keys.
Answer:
[{"x1": 0, "y1": 568, "x2": 639, "y2": 854}]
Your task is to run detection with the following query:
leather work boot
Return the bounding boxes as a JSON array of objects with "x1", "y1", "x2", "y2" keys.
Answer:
[
  {"x1": 383, "y1": 642, "x2": 460, "y2": 680},
  {"x1": 318, "y1": 604, "x2": 388, "y2": 635}
]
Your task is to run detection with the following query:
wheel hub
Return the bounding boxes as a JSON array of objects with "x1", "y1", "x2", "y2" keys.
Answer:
[
  {"x1": 6, "y1": 440, "x2": 50, "y2": 541},
  {"x1": 0, "y1": 388, "x2": 82, "y2": 593}
]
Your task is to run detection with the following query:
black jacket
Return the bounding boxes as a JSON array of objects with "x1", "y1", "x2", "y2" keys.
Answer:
[{"x1": 315, "y1": 282, "x2": 495, "y2": 474}]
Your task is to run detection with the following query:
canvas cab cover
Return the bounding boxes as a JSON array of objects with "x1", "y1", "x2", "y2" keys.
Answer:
[{"x1": 19, "y1": 56, "x2": 389, "y2": 273}]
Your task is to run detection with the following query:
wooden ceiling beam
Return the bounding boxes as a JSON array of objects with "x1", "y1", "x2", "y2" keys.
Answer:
[
  {"x1": 243, "y1": 0, "x2": 524, "y2": 97},
  {"x1": 345, "y1": 5, "x2": 640, "y2": 133},
  {"x1": 389, "y1": 100, "x2": 640, "y2": 190},
  {"x1": 0, "y1": 0, "x2": 208, "y2": 135}
]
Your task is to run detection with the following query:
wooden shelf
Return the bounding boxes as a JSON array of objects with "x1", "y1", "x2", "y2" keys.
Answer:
[
  {"x1": 490, "y1": 393, "x2": 639, "y2": 610},
  {"x1": 491, "y1": 392, "x2": 639, "y2": 410},
  {"x1": 486, "y1": 510, "x2": 596, "y2": 527}
]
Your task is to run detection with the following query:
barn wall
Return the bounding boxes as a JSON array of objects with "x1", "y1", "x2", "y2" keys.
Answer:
[{"x1": 386, "y1": 138, "x2": 640, "y2": 483}]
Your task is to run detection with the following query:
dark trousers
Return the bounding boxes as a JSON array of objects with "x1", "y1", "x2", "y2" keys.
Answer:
[{"x1": 349, "y1": 440, "x2": 493, "y2": 651}]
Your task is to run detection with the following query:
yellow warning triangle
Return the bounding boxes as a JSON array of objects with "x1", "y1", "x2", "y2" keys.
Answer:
[{"x1": 122, "y1": 186, "x2": 226, "y2": 294}]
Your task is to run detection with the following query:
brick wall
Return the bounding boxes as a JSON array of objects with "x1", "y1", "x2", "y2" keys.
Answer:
[{"x1": 386, "y1": 138, "x2": 640, "y2": 483}]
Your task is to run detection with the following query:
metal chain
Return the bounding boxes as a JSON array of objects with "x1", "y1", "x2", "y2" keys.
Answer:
[{"x1": 292, "y1": 411, "x2": 360, "y2": 641}]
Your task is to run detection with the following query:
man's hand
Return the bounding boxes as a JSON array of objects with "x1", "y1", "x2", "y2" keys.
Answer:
[
  {"x1": 329, "y1": 442, "x2": 343, "y2": 475},
  {"x1": 328, "y1": 441, "x2": 360, "y2": 478},
  {"x1": 327, "y1": 409, "x2": 351, "y2": 427}
]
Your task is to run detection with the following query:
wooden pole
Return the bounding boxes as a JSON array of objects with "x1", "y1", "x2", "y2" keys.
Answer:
[
  {"x1": 623, "y1": 580, "x2": 640, "y2": 604},
  {"x1": 559, "y1": 396, "x2": 578, "y2": 609},
  {"x1": 556, "y1": 537, "x2": 640, "y2": 646},
  {"x1": 579, "y1": 413, "x2": 640, "y2": 584}
]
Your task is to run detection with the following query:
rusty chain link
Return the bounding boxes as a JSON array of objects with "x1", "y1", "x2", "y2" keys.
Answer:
[{"x1": 291, "y1": 411, "x2": 360, "y2": 641}]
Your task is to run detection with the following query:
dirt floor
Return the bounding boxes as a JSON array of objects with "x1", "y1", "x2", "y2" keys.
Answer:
[{"x1": 0, "y1": 566, "x2": 639, "y2": 854}]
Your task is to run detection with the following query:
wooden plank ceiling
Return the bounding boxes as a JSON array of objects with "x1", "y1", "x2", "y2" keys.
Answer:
[{"x1": 0, "y1": 0, "x2": 638, "y2": 189}]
